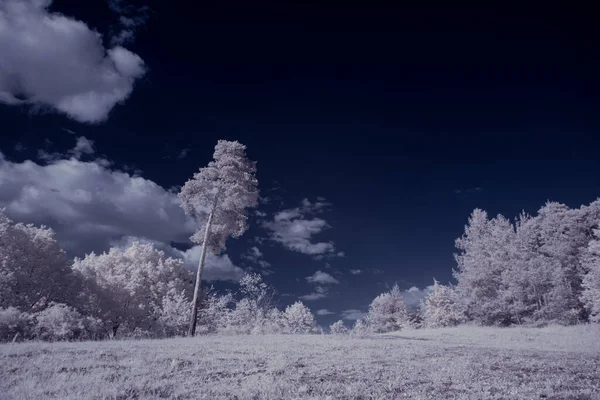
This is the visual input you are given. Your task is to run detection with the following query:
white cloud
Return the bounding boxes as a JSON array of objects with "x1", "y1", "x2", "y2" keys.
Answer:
[
  {"x1": 402, "y1": 285, "x2": 435, "y2": 308},
  {"x1": 316, "y1": 309, "x2": 335, "y2": 316},
  {"x1": 241, "y1": 246, "x2": 272, "y2": 273},
  {"x1": 0, "y1": 153, "x2": 194, "y2": 254},
  {"x1": 299, "y1": 292, "x2": 328, "y2": 301},
  {"x1": 349, "y1": 269, "x2": 362, "y2": 275},
  {"x1": 0, "y1": 151, "x2": 247, "y2": 281},
  {"x1": 341, "y1": 309, "x2": 365, "y2": 321},
  {"x1": 0, "y1": 0, "x2": 146, "y2": 123},
  {"x1": 177, "y1": 149, "x2": 190, "y2": 159},
  {"x1": 177, "y1": 245, "x2": 244, "y2": 282},
  {"x1": 263, "y1": 198, "x2": 340, "y2": 257},
  {"x1": 306, "y1": 270, "x2": 339, "y2": 285},
  {"x1": 69, "y1": 137, "x2": 95, "y2": 159},
  {"x1": 108, "y1": 0, "x2": 149, "y2": 46},
  {"x1": 299, "y1": 282, "x2": 333, "y2": 301}
]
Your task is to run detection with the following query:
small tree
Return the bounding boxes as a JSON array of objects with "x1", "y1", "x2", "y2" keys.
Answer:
[
  {"x1": 350, "y1": 319, "x2": 369, "y2": 337},
  {"x1": 420, "y1": 279, "x2": 465, "y2": 328},
  {"x1": 329, "y1": 320, "x2": 348, "y2": 335},
  {"x1": 282, "y1": 301, "x2": 318, "y2": 334},
  {"x1": 179, "y1": 140, "x2": 259, "y2": 336},
  {"x1": 365, "y1": 284, "x2": 411, "y2": 333}
]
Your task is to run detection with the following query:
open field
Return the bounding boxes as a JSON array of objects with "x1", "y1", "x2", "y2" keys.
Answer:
[{"x1": 1, "y1": 325, "x2": 599, "y2": 400}]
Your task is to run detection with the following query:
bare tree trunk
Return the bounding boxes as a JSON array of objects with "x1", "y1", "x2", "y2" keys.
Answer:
[{"x1": 188, "y1": 199, "x2": 217, "y2": 337}]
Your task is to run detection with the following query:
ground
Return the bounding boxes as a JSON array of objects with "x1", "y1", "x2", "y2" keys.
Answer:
[{"x1": 1, "y1": 325, "x2": 599, "y2": 399}]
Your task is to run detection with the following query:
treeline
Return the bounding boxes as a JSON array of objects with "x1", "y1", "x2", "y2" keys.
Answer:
[
  {"x1": 0, "y1": 209, "x2": 319, "y2": 341},
  {"x1": 337, "y1": 199, "x2": 600, "y2": 335},
  {"x1": 1, "y1": 198, "x2": 599, "y2": 342}
]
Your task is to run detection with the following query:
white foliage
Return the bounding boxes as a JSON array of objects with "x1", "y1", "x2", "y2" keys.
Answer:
[
  {"x1": 157, "y1": 289, "x2": 191, "y2": 337},
  {"x1": 178, "y1": 140, "x2": 259, "y2": 253},
  {"x1": 420, "y1": 280, "x2": 465, "y2": 328},
  {"x1": 0, "y1": 209, "x2": 80, "y2": 312},
  {"x1": 365, "y1": 284, "x2": 411, "y2": 333},
  {"x1": 282, "y1": 301, "x2": 318, "y2": 334},
  {"x1": 329, "y1": 320, "x2": 348, "y2": 335},
  {"x1": 72, "y1": 241, "x2": 192, "y2": 336},
  {"x1": 581, "y1": 229, "x2": 600, "y2": 322},
  {"x1": 453, "y1": 210, "x2": 515, "y2": 325},
  {"x1": 196, "y1": 289, "x2": 233, "y2": 335},
  {"x1": 33, "y1": 302, "x2": 102, "y2": 341},
  {"x1": 350, "y1": 319, "x2": 369, "y2": 337},
  {"x1": 0, "y1": 307, "x2": 32, "y2": 341}
]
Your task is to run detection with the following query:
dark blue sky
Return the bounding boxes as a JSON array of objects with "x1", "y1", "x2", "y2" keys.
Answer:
[{"x1": 1, "y1": 2, "x2": 599, "y2": 325}]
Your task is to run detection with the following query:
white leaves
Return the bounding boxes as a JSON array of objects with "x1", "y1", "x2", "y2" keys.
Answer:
[
  {"x1": 72, "y1": 241, "x2": 192, "y2": 334},
  {"x1": 179, "y1": 140, "x2": 258, "y2": 254},
  {"x1": 364, "y1": 284, "x2": 411, "y2": 333},
  {"x1": 282, "y1": 301, "x2": 318, "y2": 334},
  {"x1": 0, "y1": 209, "x2": 77, "y2": 311},
  {"x1": 420, "y1": 280, "x2": 465, "y2": 328},
  {"x1": 329, "y1": 320, "x2": 348, "y2": 335},
  {"x1": 454, "y1": 200, "x2": 600, "y2": 326},
  {"x1": 581, "y1": 229, "x2": 600, "y2": 322}
]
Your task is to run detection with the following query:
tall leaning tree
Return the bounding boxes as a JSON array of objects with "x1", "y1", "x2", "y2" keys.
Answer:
[{"x1": 179, "y1": 140, "x2": 258, "y2": 336}]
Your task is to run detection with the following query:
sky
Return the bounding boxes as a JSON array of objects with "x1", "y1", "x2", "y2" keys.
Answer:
[{"x1": 1, "y1": 1, "x2": 599, "y2": 326}]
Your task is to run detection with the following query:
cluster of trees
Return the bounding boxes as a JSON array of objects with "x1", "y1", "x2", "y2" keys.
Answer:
[
  {"x1": 0, "y1": 208, "x2": 320, "y2": 341},
  {"x1": 330, "y1": 199, "x2": 600, "y2": 335},
  {"x1": 2, "y1": 137, "x2": 599, "y2": 341}
]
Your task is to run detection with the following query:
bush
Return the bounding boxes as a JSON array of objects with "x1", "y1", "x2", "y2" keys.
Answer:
[
  {"x1": 33, "y1": 303, "x2": 102, "y2": 341},
  {"x1": 0, "y1": 307, "x2": 33, "y2": 342}
]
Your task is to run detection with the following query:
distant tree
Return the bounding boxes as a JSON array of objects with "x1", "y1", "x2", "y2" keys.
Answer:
[
  {"x1": 179, "y1": 140, "x2": 259, "y2": 336},
  {"x1": 350, "y1": 319, "x2": 369, "y2": 337},
  {"x1": 581, "y1": 229, "x2": 600, "y2": 323},
  {"x1": 72, "y1": 241, "x2": 192, "y2": 336},
  {"x1": 282, "y1": 301, "x2": 318, "y2": 334},
  {"x1": 365, "y1": 284, "x2": 411, "y2": 333},
  {"x1": 420, "y1": 279, "x2": 464, "y2": 328},
  {"x1": 0, "y1": 209, "x2": 81, "y2": 312},
  {"x1": 329, "y1": 320, "x2": 348, "y2": 335}
]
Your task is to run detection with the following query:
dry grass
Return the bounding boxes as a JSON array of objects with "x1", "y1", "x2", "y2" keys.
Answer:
[{"x1": 1, "y1": 325, "x2": 599, "y2": 399}]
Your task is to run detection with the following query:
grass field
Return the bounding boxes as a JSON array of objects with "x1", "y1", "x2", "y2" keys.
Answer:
[{"x1": 1, "y1": 325, "x2": 599, "y2": 399}]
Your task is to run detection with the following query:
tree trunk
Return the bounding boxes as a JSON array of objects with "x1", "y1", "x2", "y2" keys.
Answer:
[{"x1": 188, "y1": 200, "x2": 217, "y2": 337}]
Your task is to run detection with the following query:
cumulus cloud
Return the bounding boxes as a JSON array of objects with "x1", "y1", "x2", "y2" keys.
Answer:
[
  {"x1": 306, "y1": 270, "x2": 339, "y2": 285},
  {"x1": 263, "y1": 198, "x2": 339, "y2": 257},
  {"x1": 341, "y1": 309, "x2": 365, "y2": 321},
  {"x1": 349, "y1": 269, "x2": 362, "y2": 275},
  {"x1": 316, "y1": 309, "x2": 335, "y2": 316},
  {"x1": 401, "y1": 285, "x2": 435, "y2": 308},
  {"x1": 299, "y1": 285, "x2": 329, "y2": 301},
  {"x1": 299, "y1": 292, "x2": 328, "y2": 301},
  {"x1": 177, "y1": 245, "x2": 244, "y2": 282},
  {"x1": 0, "y1": 151, "x2": 244, "y2": 281},
  {"x1": 0, "y1": 0, "x2": 146, "y2": 123},
  {"x1": 69, "y1": 137, "x2": 95, "y2": 159}
]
